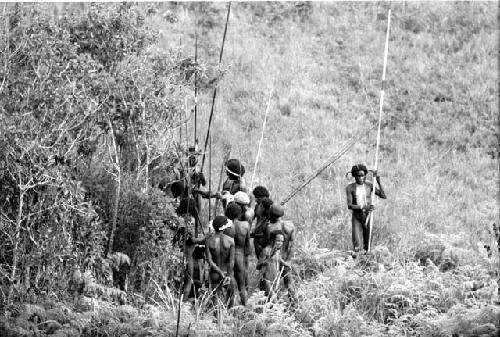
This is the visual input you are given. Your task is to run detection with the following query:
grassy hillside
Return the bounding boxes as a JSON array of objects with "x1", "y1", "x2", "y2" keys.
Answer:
[{"x1": 163, "y1": 2, "x2": 498, "y2": 251}]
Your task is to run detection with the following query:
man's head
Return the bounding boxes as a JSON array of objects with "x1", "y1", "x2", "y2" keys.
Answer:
[
  {"x1": 188, "y1": 155, "x2": 198, "y2": 168},
  {"x1": 225, "y1": 202, "x2": 241, "y2": 221},
  {"x1": 271, "y1": 230, "x2": 284, "y2": 250},
  {"x1": 221, "y1": 191, "x2": 235, "y2": 209},
  {"x1": 170, "y1": 180, "x2": 186, "y2": 198},
  {"x1": 269, "y1": 204, "x2": 284, "y2": 223},
  {"x1": 212, "y1": 215, "x2": 228, "y2": 232},
  {"x1": 252, "y1": 186, "x2": 270, "y2": 204},
  {"x1": 226, "y1": 158, "x2": 245, "y2": 179},
  {"x1": 351, "y1": 164, "x2": 368, "y2": 185},
  {"x1": 255, "y1": 197, "x2": 273, "y2": 219},
  {"x1": 234, "y1": 191, "x2": 250, "y2": 206}
]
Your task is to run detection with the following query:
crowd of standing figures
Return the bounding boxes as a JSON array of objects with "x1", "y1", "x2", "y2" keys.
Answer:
[{"x1": 162, "y1": 148, "x2": 387, "y2": 308}]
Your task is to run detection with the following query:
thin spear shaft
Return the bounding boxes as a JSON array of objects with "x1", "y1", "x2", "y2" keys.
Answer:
[
  {"x1": 201, "y1": 2, "x2": 231, "y2": 171},
  {"x1": 194, "y1": 21, "x2": 198, "y2": 146},
  {"x1": 280, "y1": 125, "x2": 376, "y2": 206},
  {"x1": 368, "y1": 9, "x2": 391, "y2": 253},
  {"x1": 215, "y1": 146, "x2": 231, "y2": 212},
  {"x1": 175, "y1": 144, "x2": 190, "y2": 337},
  {"x1": 250, "y1": 85, "x2": 274, "y2": 191},
  {"x1": 208, "y1": 133, "x2": 212, "y2": 222}
]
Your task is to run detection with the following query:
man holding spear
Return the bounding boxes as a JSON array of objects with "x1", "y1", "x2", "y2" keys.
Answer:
[{"x1": 345, "y1": 164, "x2": 386, "y2": 254}]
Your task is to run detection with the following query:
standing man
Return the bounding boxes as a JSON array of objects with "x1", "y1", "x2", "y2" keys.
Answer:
[
  {"x1": 250, "y1": 197, "x2": 274, "y2": 260},
  {"x1": 345, "y1": 164, "x2": 386, "y2": 254},
  {"x1": 175, "y1": 197, "x2": 200, "y2": 302},
  {"x1": 205, "y1": 215, "x2": 236, "y2": 307},
  {"x1": 252, "y1": 186, "x2": 270, "y2": 223},
  {"x1": 186, "y1": 151, "x2": 206, "y2": 216},
  {"x1": 256, "y1": 231, "x2": 290, "y2": 300},
  {"x1": 234, "y1": 191, "x2": 254, "y2": 228},
  {"x1": 222, "y1": 158, "x2": 249, "y2": 194},
  {"x1": 225, "y1": 203, "x2": 250, "y2": 306},
  {"x1": 264, "y1": 204, "x2": 296, "y2": 297}
]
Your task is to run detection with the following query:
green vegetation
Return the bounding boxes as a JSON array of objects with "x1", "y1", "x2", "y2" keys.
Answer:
[{"x1": 0, "y1": 2, "x2": 498, "y2": 336}]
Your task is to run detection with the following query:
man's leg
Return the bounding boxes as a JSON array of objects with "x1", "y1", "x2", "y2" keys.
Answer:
[
  {"x1": 260, "y1": 279, "x2": 271, "y2": 298},
  {"x1": 234, "y1": 253, "x2": 248, "y2": 305},
  {"x1": 244, "y1": 254, "x2": 249, "y2": 290},
  {"x1": 224, "y1": 277, "x2": 236, "y2": 308},
  {"x1": 209, "y1": 270, "x2": 223, "y2": 307},
  {"x1": 282, "y1": 265, "x2": 296, "y2": 303},
  {"x1": 182, "y1": 258, "x2": 194, "y2": 301},
  {"x1": 352, "y1": 214, "x2": 364, "y2": 252}
]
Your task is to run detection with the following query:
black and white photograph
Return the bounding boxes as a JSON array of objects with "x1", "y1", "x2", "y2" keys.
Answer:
[{"x1": 0, "y1": 2, "x2": 498, "y2": 336}]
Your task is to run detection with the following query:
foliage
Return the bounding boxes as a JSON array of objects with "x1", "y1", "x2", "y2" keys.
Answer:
[{"x1": 0, "y1": 2, "x2": 197, "y2": 305}]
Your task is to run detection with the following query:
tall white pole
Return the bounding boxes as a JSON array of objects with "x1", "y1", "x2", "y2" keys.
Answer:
[
  {"x1": 368, "y1": 9, "x2": 391, "y2": 252},
  {"x1": 250, "y1": 86, "x2": 274, "y2": 191}
]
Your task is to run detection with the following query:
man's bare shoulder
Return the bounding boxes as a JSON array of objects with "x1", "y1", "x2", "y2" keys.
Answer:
[
  {"x1": 206, "y1": 234, "x2": 218, "y2": 245},
  {"x1": 345, "y1": 183, "x2": 356, "y2": 192},
  {"x1": 282, "y1": 220, "x2": 296, "y2": 232},
  {"x1": 234, "y1": 219, "x2": 250, "y2": 231},
  {"x1": 221, "y1": 234, "x2": 235, "y2": 245}
]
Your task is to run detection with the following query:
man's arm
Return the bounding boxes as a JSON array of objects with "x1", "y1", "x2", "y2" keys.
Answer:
[
  {"x1": 284, "y1": 225, "x2": 295, "y2": 261},
  {"x1": 279, "y1": 257, "x2": 291, "y2": 269},
  {"x1": 198, "y1": 172, "x2": 207, "y2": 186},
  {"x1": 192, "y1": 189, "x2": 221, "y2": 199},
  {"x1": 244, "y1": 228, "x2": 251, "y2": 257},
  {"x1": 373, "y1": 172, "x2": 387, "y2": 199},
  {"x1": 245, "y1": 209, "x2": 254, "y2": 229},
  {"x1": 228, "y1": 239, "x2": 235, "y2": 276},
  {"x1": 251, "y1": 219, "x2": 268, "y2": 237},
  {"x1": 239, "y1": 178, "x2": 249, "y2": 194},
  {"x1": 256, "y1": 248, "x2": 269, "y2": 270}
]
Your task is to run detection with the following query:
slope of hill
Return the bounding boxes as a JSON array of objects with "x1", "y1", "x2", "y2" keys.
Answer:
[{"x1": 163, "y1": 2, "x2": 498, "y2": 251}]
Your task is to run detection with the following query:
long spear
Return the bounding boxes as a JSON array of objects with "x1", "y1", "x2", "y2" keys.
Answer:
[
  {"x1": 280, "y1": 125, "x2": 375, "y2": 206},
  {"x1": 194, "y1": 19, "x2": 198, "y2": 146},
  {"x1": 250, "y1": 85, "x2": 274, "y2": 191},
  {"x1": 200, "y1": 2, "x2": 231, "y2": 171},
  {"x1": 215, "y1": 145, "x2": 231, "y2": 214},
  {"x1": 367, "y1": 9, "x2": 391, "y2": 252}
]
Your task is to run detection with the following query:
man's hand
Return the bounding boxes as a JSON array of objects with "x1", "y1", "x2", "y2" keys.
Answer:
[{"x1": 363, "y1": 205, "x2": 375, "y2": 212}]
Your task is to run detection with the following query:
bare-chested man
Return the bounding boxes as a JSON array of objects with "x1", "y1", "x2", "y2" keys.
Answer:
[
  {"x1": 222, "y1": 158, "x2": 249, "y2": 194},
  {"x1": 252, "y1": 185, "x2": 270, "y2": 223},
  {"x1": 250, "y1": 197, "x2": 274, "y2": 259},
  {"x1": 234, "y1": 191, "x2": 254, "y2": 228},
  {"x1": 205, "y1": 215, "x2": 236, "y2": 307},
  {"x1": 175, "y1": 197, "x2": 201, "y2": 301},
  {"x1": 346, "y1": 164, "x2": 386, "y2": 253},
  {"x1": 264, "y1": 204, "x2": 296, "y2": 295},
  {"x1": 225, "y1": 202, "x2": 250, "y2": 305},
  {"x1": 256, "y1": 231, "x2": 290, "y2": 300}
]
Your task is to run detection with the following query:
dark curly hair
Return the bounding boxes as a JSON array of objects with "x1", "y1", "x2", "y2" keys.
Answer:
[{"x1": 252, "y1": 185, "x2": 270, "y2": 199}]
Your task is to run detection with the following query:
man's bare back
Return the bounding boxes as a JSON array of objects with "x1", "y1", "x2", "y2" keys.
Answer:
[{"x1": 206, "y1": 233, "x2": 234, "y2": 276}]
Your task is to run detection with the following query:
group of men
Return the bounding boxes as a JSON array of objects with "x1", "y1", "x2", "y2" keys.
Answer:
[
  {"x1": 166, "y1": 148, "x2": 386, "y2": 307},
  {"x1": 168, "y1": 154, "x2": 296, "y2": 307}
]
